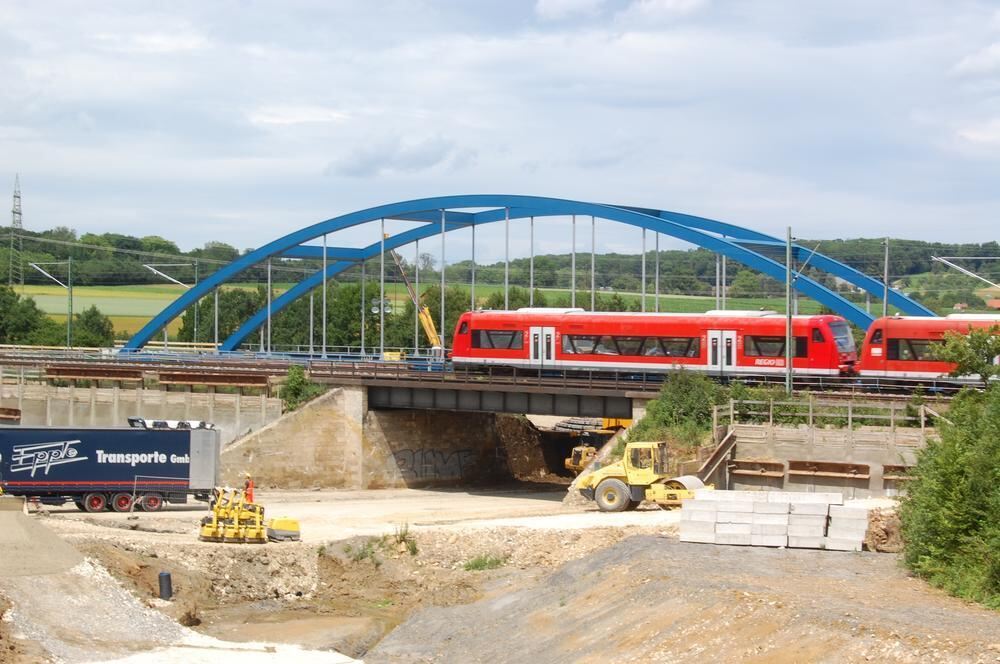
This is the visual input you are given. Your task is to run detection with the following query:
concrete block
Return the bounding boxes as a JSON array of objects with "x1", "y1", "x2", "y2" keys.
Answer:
[
  {"x1": 788, "y1": 502, "x2": 830, "y2": 516},
  {"x1": 694, "y1": 490, "x2": 766, "y2": 502},
  {"x1": 751, "y1": 513, "x2": 789, "y2": 526},
  {"x1": 717, "y1": 512, "x2": 753, "y2": 524},
  {"x1": 829, "y1": 505, "x2": 869, "y2": 519},
  {"x1": 716, "y1": 523, "x2": 752, "y2": 535},
  {"x1": 680, "y1": 521, "x2": 716, "y2": 535},
  {"x1": 718, "y1": 501, "x2": 754, "y2": 513},
  {"x1": 679, "y1": 532, "x2": 716, "y2": 544},
  {"x1": 716, "y1": 533, "x2": 752, "y2": 546},
  {"x1": 824, "y1": 537, "x2": 863, "y2": 552},
  {"x1": 788, "y1": 524, "x2": 827, "y2": 537},
  {"x1": 752, "y1": 523, "x2": 788, "y2": 536},
  {"x1": 681, "y1": 499, "x2": 718, "y2": 512},
  {"x1": 768, "y1": 492, "x2": 843, "y2": 505},
  {"x1": 753, "y1": 502, "x2": 789, "y2": 514},
  {"x1": 681, "y1": 510, "x2": 717, "y2": 523},
  {"x1": 788, "y1": 514, "x2": 828, "y2": 528},
  {"x1": 751, "y1": 534, "x2": 787, "y2": 547},
  {"x1": 787, "y1": 535, "x2": 825, "y2": 549},
  {"x1": 826, "y1": 525, "x2": 868, "y2": 540}
]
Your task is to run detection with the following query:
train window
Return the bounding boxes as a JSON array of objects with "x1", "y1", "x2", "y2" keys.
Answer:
[
  {"x1": 594, "y1": 336, "x2": 619, "y2": 355},
  {"x1": 562, "y1": 335, "x2": 597, "y2": 354},
  {"x1": 829, "y1": 321, "x2": 856, "y2": 352},
  {"x1": 661, "y1": 337, "x2": 700, "y2": 357},
  {"x1": 616, "y1": 337, "x2": 644, "y2": 355},
  {"x1": 472, "y1": 329, "x2": 523, "y2": 350},
  {"x1": 459, "y1": 321, "x2": 469, "y2": 334},
  {"x1": 870, "y1": 328, "x2": 883, "y2": 344},
  {"x1": 887, "y1": 338, "x2": 939, "y2": 361},
  {"x1": 745, "y1": 336, "x2": 808, "y2": 358},
  {"x1": 642, "y1": 339, "x2": 665, "y2": 356},
  {"x1": 812, "y1": 328, "x2": 825, "y2": 343}
]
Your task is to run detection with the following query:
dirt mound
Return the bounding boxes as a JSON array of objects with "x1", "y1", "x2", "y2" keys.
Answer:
[
  {"x1": 370, "y1": 536, "x2": 1000, "y2": 663},
  {"x1": 866, "y1": 508, "x2": 903, "y2": 553},
  {"x1": 0, "y1": 511, "x2": 84, "y2": 578}
]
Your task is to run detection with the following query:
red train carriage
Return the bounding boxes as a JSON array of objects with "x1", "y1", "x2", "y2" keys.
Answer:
[
  {"x1": 858, "y1": 314, "x2": 1000, "y2": 380},
  {"x1": 451, "y1": 308, "x2": 857, "y2": 377}
]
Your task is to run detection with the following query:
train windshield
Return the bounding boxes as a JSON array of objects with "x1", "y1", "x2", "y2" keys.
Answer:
[{"x1": 829, "y1": 321, "x2": 856, "y2": 352}]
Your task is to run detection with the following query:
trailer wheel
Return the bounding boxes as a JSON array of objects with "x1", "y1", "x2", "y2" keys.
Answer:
[
  {"x1": 594, "y1": 479, "x2": 631, "y2": 513},
  {"x1": 110, "y1": 492, "x2": 134, "y2": 513},
  {"x1": 82, "y1": 492, "x2": 107, "y2": 513},
  {"x1": 73, "y1": 498, "x2": 86, "y2": 511},
  {"x1": 140, "y1": 493, "x2": 164, "y2": 512}
]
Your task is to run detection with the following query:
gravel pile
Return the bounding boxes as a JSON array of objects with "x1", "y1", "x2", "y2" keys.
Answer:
[{"x1": 0, "y1": 511, "x2": 83, "y2": 577}]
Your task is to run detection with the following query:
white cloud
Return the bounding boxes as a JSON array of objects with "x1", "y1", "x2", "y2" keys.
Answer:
[
  {"x1": 93, "y1": 31, "x2": 209, "y2": 54},
  {"x1": 957, "y1": 119, "x2": 1000, "y2": 146},
  {"x1": 616, "y1": 0, "x2": 709, "y2": 22},
  {"x1": 954, "y1": 42, "x2": 1000, "y2": 76},
  {"x1": 248, "y1": 105, "x2": 350, "y2": 126},
  {"x1": 535, "y1": 0, "x2": 605, "y2": 21}
]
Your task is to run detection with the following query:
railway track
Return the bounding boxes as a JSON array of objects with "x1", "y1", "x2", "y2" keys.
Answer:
[{"x1": 0, "y1": 349, "x2": 964, "y2": 398}]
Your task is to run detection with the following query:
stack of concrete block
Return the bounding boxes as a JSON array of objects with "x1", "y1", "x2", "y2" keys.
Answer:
[
  {"x1": 679, "y1": 490, "x2": 850, "y2": 550},
  {"x1": 825, "y1": 505, "x2": 870, "y2": 551}
]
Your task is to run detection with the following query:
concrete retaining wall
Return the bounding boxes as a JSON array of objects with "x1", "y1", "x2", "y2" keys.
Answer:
[
  {"x1": 220, "y1": 385, "x2": 532, "y2": 489},
  {"x1": 0, "y1": 383, "x2": 282, "y2": 445},
  {"x1": 729, "y1": 423, "x2": 926, "y2": 498}
]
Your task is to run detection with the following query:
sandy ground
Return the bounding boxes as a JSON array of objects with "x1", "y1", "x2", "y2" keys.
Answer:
[
  {"x1": 37, "y1": 487, "x2": 586, "y2": 542},
  {"x1": 6, "y1": 489, "x2": 1000, "y2": 663}
]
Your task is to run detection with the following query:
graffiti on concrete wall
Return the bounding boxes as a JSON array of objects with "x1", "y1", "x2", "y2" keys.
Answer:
[{"x1": 393, "y1": 448, "x2": 478, "y2": 481}]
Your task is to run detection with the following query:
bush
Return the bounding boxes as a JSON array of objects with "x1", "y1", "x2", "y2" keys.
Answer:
[
  {"x1": 281, "y1": 365, "x2": 325, "y2": 410},
  {"x1": 463, "y1": 554, "x2": 508, "y2": 571},
  {"x1": 899, "y1": 387, "x2": 1000, "y2": 608},
  {"x1": 628, "y1": 370, "x2": 726, "y2": 446}
]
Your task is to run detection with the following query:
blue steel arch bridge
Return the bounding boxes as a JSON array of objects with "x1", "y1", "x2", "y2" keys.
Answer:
[{"x1": 122, "y1": 195, "x2": 934, "y2": 354}]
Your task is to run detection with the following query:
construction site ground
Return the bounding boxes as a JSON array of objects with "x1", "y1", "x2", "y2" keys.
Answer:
[{"x1": 2, "y1": 489, "x2": 999, "y2": 662}]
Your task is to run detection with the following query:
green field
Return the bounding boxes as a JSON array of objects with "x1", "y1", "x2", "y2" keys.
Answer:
[{"x1": 19, "y1": 282, "x2": 818, "y2": 337}]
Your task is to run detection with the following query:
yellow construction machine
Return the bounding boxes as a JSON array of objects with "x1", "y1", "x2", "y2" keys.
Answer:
[
  {"x1": 199, "y1": 487, "x2": 300, "y2": 543},
  {"x1": 564, "y1": 445, "x2": 598, "y2": 474},
  {"x1": 386, "y1": 237, "x2": 444, "y2": 359},
  {"x1": 576, "y1": 441, "x2": 709, "y2": 511}
]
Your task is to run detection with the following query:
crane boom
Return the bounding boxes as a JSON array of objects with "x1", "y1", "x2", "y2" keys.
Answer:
[{"x1": 387, "y1": 244, "x2": 443, "y2": 350}]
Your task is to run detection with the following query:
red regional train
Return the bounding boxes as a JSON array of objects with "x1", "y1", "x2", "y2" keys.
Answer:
[
  {"x1": 451, "y1": 308, "x2": 858, "y2": 377},
  {"x1": 857, "y1": 314, "x2": 1000, "y2": 380}
]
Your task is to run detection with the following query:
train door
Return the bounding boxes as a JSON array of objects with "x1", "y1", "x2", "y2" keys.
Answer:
[
  {"x1": 529, "y1": 326, "x2": 555, "y2": 369},
  {"x1": 707, "y1": 330, "x2": 737, "y2": 375}
]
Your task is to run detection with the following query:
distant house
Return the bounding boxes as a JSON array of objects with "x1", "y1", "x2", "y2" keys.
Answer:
[
  {"x1": 953, "y1": 302, "x2": 969, "y2": 311},
  {"x1": 987, "y1": 299, "x2": 1000, "y2": 310}
]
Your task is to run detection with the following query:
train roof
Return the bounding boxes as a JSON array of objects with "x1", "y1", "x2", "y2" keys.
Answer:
[{"x1": 464, "y1": 308, "x2": 844, "y2": 322}]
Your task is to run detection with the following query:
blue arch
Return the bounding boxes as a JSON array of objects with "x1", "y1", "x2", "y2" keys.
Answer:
[{"x1": 124, "y1": 195, "x2": 933, "y2": 352}]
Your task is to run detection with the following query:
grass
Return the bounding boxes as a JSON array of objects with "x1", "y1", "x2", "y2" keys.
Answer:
[{"x1": 463, "y1": 554, "x2": 508, "y2": 571}]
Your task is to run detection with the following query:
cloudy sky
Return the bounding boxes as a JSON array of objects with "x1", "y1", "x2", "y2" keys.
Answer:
[{"x1": 2, "y1": 0, "x2": 999, "y2": 263}]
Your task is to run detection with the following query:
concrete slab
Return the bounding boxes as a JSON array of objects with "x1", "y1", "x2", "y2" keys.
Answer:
[
  {"x1": 718, "y1": 501, "x2": 754, "y2": 513},
  {"x1": 829, "y1": 505, "x2": 870, "y2": 519},
  {"x1": 679, "y1": 532, "x2": 716, "y2": 544},
  {"x1": 679, "y1": 521, "x2": 716, "y2": 535},
  {"x1": 716, "y1": 533, "x2": 752, "y2": 546},
  {"x1": 751, "y1": 514, "x2": 789, "y2": 526},
  {"x1": 716, "y1": 523, "x2": 752, "y2": 535},
  {"x1": 787, "y1": 535, "x2": 825, "y2": 549},
  {"x1": 825, "y1": 537, "x2": 863, "y2": 552},
  {"x1": 788, "y1": 502, "x2": 830, "y2": 516},
  {"x1": 751, "y1": 524, "x2": 788, "y2": 536},
  {"x1": 680, "y1": 511, "x2": 717, "y2": 523},
  {"x1": 788, "y1": 524, "x2": 827, "y2": 537},
  {"x1": 788, "y1": 514, "x2": 828, "y2": 527},
  {"x1": 717, "y1": 512, "x2": 754, "y2": 524},
  {"x1": 680, "y1": 500, "x2": 718, "y2": 512},
  {"x1": 827, "y1": 525, "x2": 868, "y2": 540},
  {"x1": 751, "y1": 534, "x2": 787, "y2": 547},
  {"x1": 752, "y1": 502, "x2": 789, "y2": 514},
  {"x1": 768, "y1": 492, "x2": 843, "y2": 505}
]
